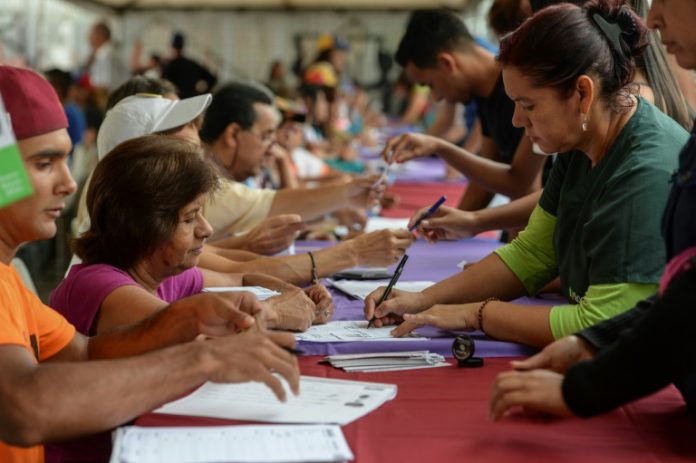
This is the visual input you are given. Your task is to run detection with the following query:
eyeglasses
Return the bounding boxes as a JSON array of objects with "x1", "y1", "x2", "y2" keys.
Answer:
[{"x1": 244, "y1": 128, "x2": 276, "y2": 145}]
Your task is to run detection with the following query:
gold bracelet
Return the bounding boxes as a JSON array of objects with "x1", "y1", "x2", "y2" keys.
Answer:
[
  {"x1": 308, "y1": 251, "x2": 319, "y2": 284},
  {"x1": 477, "y1": 297, "x2": 499, "y2": 333}
]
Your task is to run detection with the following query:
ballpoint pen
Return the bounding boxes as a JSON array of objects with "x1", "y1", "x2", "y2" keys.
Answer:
[
  {"x1": 409, "y1": 195, "x2": 447, "y2": 232},
  {"x1": 367, "y1": 254, "x2": 409, "y2": 328}
]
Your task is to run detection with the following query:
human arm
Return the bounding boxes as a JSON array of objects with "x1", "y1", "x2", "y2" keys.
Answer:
[
  {"x1": 0, "y1": 329, "x2": 298, "y2": 446},
  {"x1": 208, "y1": 214, "x2": 306, "y2": 255},
  {"x1": 409, "y1": 191, "x2": 539, "y2": 242},
  {"x1": 384, "y1": 133, "x2": 543, "y2": 201},
  {"x1": 489, "y1": 265, "x2": 696, "y2": 420},
  {"x1": 267, "y1": 177, "x2": 382, "y2": 221},
  {"x1": 364, "y1": 252, "x2": 528, "y2": 326}
]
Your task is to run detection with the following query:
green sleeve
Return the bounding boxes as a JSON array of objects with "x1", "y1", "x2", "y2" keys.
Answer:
[
  {"x1": 549, "y1": 282, "x2": 657, "y2": 339},
  {"x1": 494, "y1": 205, "x2": 558, "y2": 295}
]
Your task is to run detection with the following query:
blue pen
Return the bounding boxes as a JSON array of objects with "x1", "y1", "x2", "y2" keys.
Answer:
[{"x1": 409, "y1": 195, "x2": 447, "y2": 232}]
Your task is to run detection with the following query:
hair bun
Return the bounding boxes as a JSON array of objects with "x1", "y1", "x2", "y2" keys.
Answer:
[{"x1": 616, "y1": 7, "x2": 640, "y2": 50}]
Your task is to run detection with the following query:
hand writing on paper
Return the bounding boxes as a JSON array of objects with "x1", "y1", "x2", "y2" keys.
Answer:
[
  {"x1": 489, "y1": 369, "x2": 572, "y2": 421},
  {"x1": 390, "y1": 303, "x2": 478, "y2": 337},
  {"x1": 381, "y1": 133, "x2": 442, "y2": 164},
  {"x1": 363, "y1": 287, "x2": 430, "y2": 328},
  {"x1": 510, "y1": 335, "x2": 596, "y2": 373},
  {"x1": 408, "y1": 205, "x2": 480, "y2": 243}
]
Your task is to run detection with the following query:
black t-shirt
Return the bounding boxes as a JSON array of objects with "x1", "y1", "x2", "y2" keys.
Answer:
[
  {"x1": 162, "y1": 56, "x2": 217, "y2": 99},
  {"x1": 475, "y1": 76, "x2": 524, "y2": 165}
]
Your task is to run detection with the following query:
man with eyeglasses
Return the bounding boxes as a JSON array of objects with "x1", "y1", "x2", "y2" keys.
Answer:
[{"x1": 199, "y1": 81, "x2": 391, "y2": 242}]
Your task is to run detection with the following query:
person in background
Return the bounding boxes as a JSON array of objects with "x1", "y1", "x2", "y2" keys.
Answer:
[
  {"x1": 489, "y1": 0, "x2": 696, "y2": 421},
  {"x1": 365, "y1": 0, "x2": 686, "y2": 348},
  {"x1": 387, "y1": 9, "x2": 543, "y2": 230},
  {"x1": 85, "y1": 21, "x2": 128, "y2": 96},
  {"x1": 162, "y1": 31, "x2": 217, "y2": 99},
  {"x1": 44, "y1": 69, "x2": 87, "y2": 150},
  {"x1": 0, "y1": 64, "x2": 299, "y2": 463}
]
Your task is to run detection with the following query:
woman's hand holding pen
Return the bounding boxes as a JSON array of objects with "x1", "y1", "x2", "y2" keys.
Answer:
[
  {"x1": 409, "y1": 205, "x2": 481, "y2": 243},
  {"x1": 363, "y1": 288, "x2": 431, "y2": 328},
  {"x1": 382, "y1": 133, "x2": 443, "y2": 164}
]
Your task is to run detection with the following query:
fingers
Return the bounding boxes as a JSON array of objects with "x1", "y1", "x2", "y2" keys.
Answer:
[
  {"x1": 389, "y1": 315, "x2": 422, "y2": 337},
  {"x1": 265, "y1": 332, "x2": 301, "y2": 396},
  {"x1": 510, "y1": 351, "x2": 550, "y2": 371},
  {"x1": 363, "y1": 286, "x2": 387, "y2": 320},
  {"x1": 408, "y1": 206, "x2": 430, "y2": 230}
]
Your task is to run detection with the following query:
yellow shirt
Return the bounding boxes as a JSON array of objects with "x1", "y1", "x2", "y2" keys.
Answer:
[{"x1": 203, "y1": 178, "x2": 276, "y2": 240}]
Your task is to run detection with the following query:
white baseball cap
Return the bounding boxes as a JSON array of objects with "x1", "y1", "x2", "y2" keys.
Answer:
[{"x1": 97, "y1": 93, "x2": 212, "y2": 160}]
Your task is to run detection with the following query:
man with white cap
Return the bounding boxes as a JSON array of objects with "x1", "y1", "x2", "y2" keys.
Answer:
[
  {"x1": 0, "y1": 65, "x2": 299, "y2": 463},
  {"x1": 74, "y1": 90, "x2": 304, "y2": 256}
]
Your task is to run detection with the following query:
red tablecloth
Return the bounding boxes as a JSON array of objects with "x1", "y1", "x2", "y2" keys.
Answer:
[{"x1": 139, "y1": 356, "x2": 696, "y2": 463}]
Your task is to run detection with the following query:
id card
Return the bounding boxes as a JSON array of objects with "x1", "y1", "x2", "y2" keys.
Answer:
[{"x1": 0, "y1": 96, "x2": 32, "y2": 208}]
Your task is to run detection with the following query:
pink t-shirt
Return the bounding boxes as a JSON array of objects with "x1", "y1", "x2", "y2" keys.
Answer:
[
  {"x1": 46, "y1": 263, "x2": 203, "y2": 463},
  {"x1": 50, "y1": 263, "x2": 204, "y2": 336}
]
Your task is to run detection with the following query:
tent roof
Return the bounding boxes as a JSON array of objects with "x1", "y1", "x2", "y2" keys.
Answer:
[{"x1": 74, "y1": 0, "x2": 470, "y2": 11}]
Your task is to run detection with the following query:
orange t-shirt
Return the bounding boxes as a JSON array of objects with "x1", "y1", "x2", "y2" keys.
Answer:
[{"x1": 0, "y1": 262, "x2": 76, "y2": 463}]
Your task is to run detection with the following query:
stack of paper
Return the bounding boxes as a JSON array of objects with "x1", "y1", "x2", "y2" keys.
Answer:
[
  {"x1": 328, "y1": 280, "x2": 435, "y2": 300},
  {"x1": 322, "y1": 351, "x2": 449, "y2": 372},
  {"x1": 202, "y1": 286, "x2": 281, "y2": 301},
  {"x1": 296, "y1": 320, "x2": 429, "y2": 342},
  {"x1": 110, "y1": 424, "x2": 353, "y2": 463},
  {"x1": 154, "y1": 375, "x2": 397, "y2": 425}
]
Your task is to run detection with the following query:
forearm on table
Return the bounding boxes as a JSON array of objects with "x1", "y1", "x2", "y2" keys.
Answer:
[
  {"x1": 478, "y1": 301, "x2": 554, "y2": 348},
  {"x1": 422, "y1": 253, "x2": 527, "y2": 306},
  {"x1": 268, "y1": 185, "x2": 348, "y2": 220}
]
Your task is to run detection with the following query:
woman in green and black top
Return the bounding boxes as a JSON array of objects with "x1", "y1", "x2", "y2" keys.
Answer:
[{"x1": 363, "y1": 0, "x2": 688, "y2": 348}]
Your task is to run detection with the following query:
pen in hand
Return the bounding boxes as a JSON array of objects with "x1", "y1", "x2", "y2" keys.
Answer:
[
  {"x1": 409, "y1": 195, "x2": 447, "y2": 232},
  {"x1": 367, "y1": 254, "x2": 409, "y2": 328}
]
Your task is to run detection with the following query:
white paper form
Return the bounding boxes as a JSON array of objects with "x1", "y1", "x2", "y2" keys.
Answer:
[
  {"x1": 327, "y1": 280, "x2": 435, "y2": 300},
  {"x1": 202, "y1": 286, "x2": 281, "y2": 301},
  {"x1": 363, "y1": 217, "x2": 410, "y2": 233},
  {"x1": 110, "y1": 424, "x2": 353, "y2": 463},
  {"x1": 154, "y1": 375, "x2": 397, "y2": 425},
  {"x1": 296, "y1": 320, "x2": 429, "y2": 342}
]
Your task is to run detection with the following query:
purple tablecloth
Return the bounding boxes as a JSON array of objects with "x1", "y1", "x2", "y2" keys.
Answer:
[{"x1": 295, "y1": 239, "x2": 549, "y2": 358}]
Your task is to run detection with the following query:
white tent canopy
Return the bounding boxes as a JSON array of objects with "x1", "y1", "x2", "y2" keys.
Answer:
[{"x1": 74, "y1": 0, "x2": 472, "y2": 10}]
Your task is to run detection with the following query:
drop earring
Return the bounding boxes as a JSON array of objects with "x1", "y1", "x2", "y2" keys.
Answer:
[{"x1": 581, "y1": 115, "x2": 589, "y2": 132}]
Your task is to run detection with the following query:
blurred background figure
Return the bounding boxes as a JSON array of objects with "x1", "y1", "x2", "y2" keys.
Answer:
[{"x1": 162, "y1": 31, "x2": 217, "y2": 98}]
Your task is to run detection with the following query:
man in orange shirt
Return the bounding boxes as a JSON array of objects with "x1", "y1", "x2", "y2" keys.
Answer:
[{"x1": 0, "y1": 66, "x2": 299, "y2": 463}]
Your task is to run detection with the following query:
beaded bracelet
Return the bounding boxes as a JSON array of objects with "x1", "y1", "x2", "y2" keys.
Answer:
[
  {"x1": 307, "y1": 251, "x2": 320, "y2": 284},
  {"x1": 477, "y1": 297, "x2": 499, "y2": 333}
]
